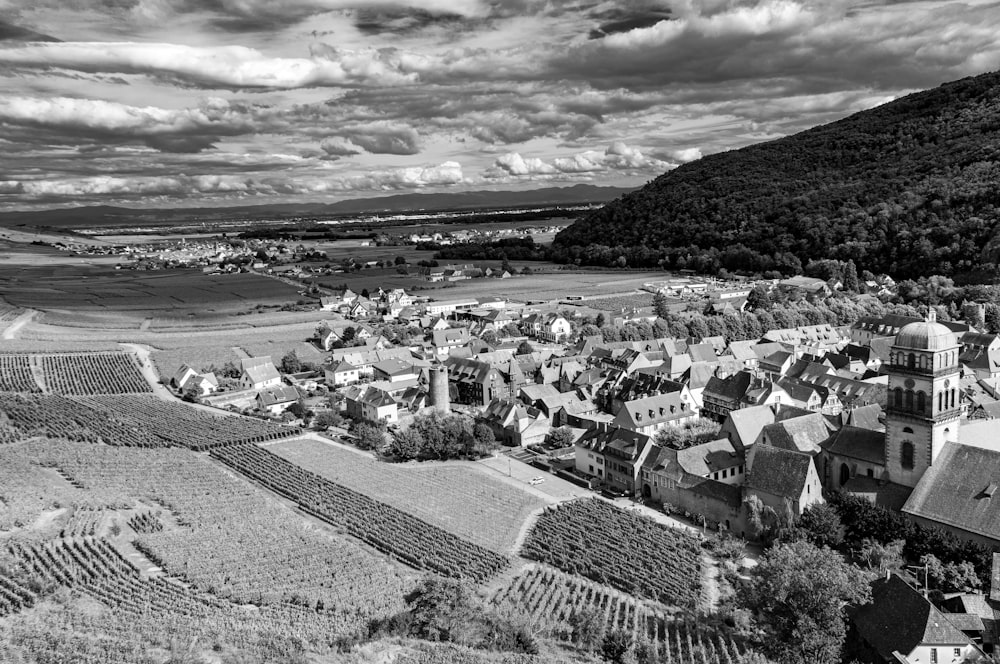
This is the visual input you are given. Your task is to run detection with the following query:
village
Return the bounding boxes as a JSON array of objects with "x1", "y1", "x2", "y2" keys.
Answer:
[{"x1": 161, "y1": 270, "x2": 1000, "y2": 659}]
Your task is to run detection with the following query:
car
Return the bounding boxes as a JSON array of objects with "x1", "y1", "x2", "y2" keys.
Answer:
[
  {"x1": 529, "y1": 476, "x2": 546, "y2": 485},
  {"x1": 600, "y1": 486, "x2": 625, "y2": 498}
]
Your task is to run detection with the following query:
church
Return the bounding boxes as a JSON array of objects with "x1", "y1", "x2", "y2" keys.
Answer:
[{"x1": 824, "y1": 311, "x2": 1000, "y2": 549}]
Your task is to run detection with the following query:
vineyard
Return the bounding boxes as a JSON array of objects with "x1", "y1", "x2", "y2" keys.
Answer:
[
  {"x1": 0, "y1": 537, "x2": 372, "y2": 662},
  {"x1": 579, "y1": 294, "x2": 654, "y2": 311},
  {"x1": 213, "y1": 443, "x2": 509, "y2": 582},
  {"x1": 268, "y1": 438, "x2": 545, "y2": 552},
  {"x1": 0, "y1": 393, "x2": 299, "y2": 450},
  {"x1": 0, "y1": 352, "x2": 151, "y2": 395},
  {"x1": 10, "y1": 440, "x2": 412, "y2": 614},
  {"x1": 521, "y1": 499, "x2": 703, "y2": 608},
  {"x1": 493, "y1": 564, "x2": 759, "y2": 663},
  {"x1": 0, "y1": 354, "x2": 40, "y2": 393}
]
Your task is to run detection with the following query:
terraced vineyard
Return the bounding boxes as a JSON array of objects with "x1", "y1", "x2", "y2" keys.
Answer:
[
  {"x1": 0, "y1": 537, "x2": 370, "y2": 662},
  {"x1": 14, "y1": 440, "x2": 411, "y2": 614},
  {"x1": 521, "y1": 499, "x2": 703, "y2": 608},
  {"x1": 214, "y1": 443, "x2": 509, "y2": 582},
  {"x1": 494, "y1": 565, "x2": 756, "y2": 662},
  {"x1": 268, "y1": 437, "x2": 544, "y2": 552}
]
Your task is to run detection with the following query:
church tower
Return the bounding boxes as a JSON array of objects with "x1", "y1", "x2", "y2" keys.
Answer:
[{"x1": 884, "y1": 311, "x2": 961, "y2": 488}]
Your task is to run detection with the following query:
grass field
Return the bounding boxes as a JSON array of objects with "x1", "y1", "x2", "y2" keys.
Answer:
[{"x1": 266, "y1": 437, "x2": 546, "y2": 553}]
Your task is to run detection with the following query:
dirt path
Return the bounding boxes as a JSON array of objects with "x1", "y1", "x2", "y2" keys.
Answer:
[
  {"x1": 1, "y1": 309, "x2": 36, "y2": 340},
  {"x1": 699, "y1": 553, "x2": 720, "y2": 615},
  {"x1": 508, "y1": 505, "x2": 547, "y2": 556}
]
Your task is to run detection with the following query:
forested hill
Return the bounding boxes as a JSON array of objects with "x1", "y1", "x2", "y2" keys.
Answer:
[{"x1": 553, "y1": 70, "x2": 1000, "y2": 281}]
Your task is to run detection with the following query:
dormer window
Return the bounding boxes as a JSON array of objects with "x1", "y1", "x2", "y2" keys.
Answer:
[
  {"x1": 636, "y1": 413, "x2": 642, "y2": 422},
  {"x1": 984, "y1": 483, "x2": 998, "y2": 498}
]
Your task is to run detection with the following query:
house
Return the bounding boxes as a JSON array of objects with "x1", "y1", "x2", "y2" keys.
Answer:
[
  {"x1": 256, "y1": 384, "x2": 300, "y2": 416},
  {"x1": 344, "y1": 385, "x2": 398, "y2": 424},
  {"x1": 851, "y1": 314, "x2": 969, "y2": 346},
  {"x1": 848, "y1": 574, "x2": 986, "y2": 664},
  {"x1": 701, "y1": 371, "x2": 757, "y2": 422},
  {"x1": 372, "y1": 358, "x2": 419, "y2": 383},
  {"x1": 171, "y1": 364, "x2": 201, "y2": 390},
  {"x1": 641, "y1": 443, "x2": 746, "y2": 533},
  {"x1": 239, "y1": 357, "x2": 281, "y2": 391},
  {"x1": 425, "y1": 298, "x2": 479, "y2": 316},
  {"x1": 479, "y1": 398, "x2": 550, "y2": 447},
  {"x1": 445, "y1": 357, "x2": 511, "y2": 406},
  {"x1": 574, "y1": 426, "x2": 654, "y2": 494},
  {"x1": 432, "y1": 327, "x2": 472, "y2": 357},
  {"x1": 755, "y1": 412, "x2": 836, "y2": 456},
  {"x1": 744, "y1": 444, "x2": 824, "y2": 520},
  {"x1": 326, "y1": 347, "x2": 414, "y2": 378},
  {"x1": 960, "y1": 332, "x2": 1000, "y2": 382},
  {"x1": 612, "y1": 392, "x2": 696, "y2": 437},
  {"x1": 178, "y1": 371, "x2": 219, "y2": 397},
  {"x1": 521, "y1": 312, "x2": 572, "y2": 343},
  {"x1": 319, "y1": 288, "x2": 358, "y2": 311},
  {"x1": 315, "y1": 320, "x2": 373, "y2": 350},
  {"x1": 777, "y1": 275, "x2": 831, "y2": 299},
  {"x1": 719, "y1": 404, "x2": 775, "y2": 452}
]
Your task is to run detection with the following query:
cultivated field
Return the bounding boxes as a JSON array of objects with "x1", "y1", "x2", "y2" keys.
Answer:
[
  {"x1": 267, "y1": 437, "x2": 546, "y2": 552},
  {"x1": 0, "y1": 537, "x2": 367, "y2": 662},
  {"x1": 521, "y1": 499, "x2": 703, "y2": 608},
  {"x1": 7, "y1": 440, "x2": 412, "y2": 617},
  {"x1": 0, "y1": 268, "x2": 302, "y2": 318},
  {"x1": 0, "y1": 352, "x2": 150, "y2": 395},
  {"x1": 212, "y1": 443, "x2": 509, "y2": 582}
]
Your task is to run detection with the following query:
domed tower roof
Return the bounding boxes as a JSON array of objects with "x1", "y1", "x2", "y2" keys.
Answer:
[{"x1": 894, "y1": 310, "x2": 958, "y2": 350}]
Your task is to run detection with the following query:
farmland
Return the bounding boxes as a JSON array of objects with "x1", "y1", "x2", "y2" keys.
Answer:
[
  {"x1": 0, "y1": 537, "x2": 380, "y2": 661},
  {"x1": 521, "y1": 499, "x2": 703, "y2": 608},
  {"x1": 12, "y1": 439, "x2": 412, "y2": 616},
  {"x1": 267, "y1": 436, "x2": 546, "y2": 552},
  {"x1": 583, "y1": 293, "x2": 655, "y2": 311},
  {"x1": 0, "y1": 352, "x2": 150, "y2": 395},
  {"x1": 212, "y1": 443, "x2": 509, "y2": 582}
]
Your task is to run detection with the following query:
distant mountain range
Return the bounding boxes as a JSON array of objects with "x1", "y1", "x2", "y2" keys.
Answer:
[
  {"x1": 554, "y1": 70, "x2": 1000, "y2": 281},
  {"x1": 0, "y1": 184, "x2": 635, "y2": 230}
]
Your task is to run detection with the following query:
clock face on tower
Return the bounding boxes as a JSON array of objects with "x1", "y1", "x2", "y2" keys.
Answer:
[
  {"x1": 904, "y1": 378, "x2": 915, "y2": 389},
  {"x1": 943, "y1": 379, "x2": 950, "y2": 388}
]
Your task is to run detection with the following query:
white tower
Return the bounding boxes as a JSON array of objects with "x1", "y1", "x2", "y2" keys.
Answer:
[{"x1": 884, "y1": 311, "x2": 961, "y2": 488}]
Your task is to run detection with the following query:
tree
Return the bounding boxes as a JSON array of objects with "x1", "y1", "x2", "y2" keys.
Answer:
[
  {"x1": 544, "y1": 426, "x2": 575, "y2": 448},
  {"x1": 353, "y1": 423, "x2": 385, "y2": 451},
  {"x1": 472, "y1": 423, "x2": 496, "y2": 451},
  {"x1": 394, "y1": 255, "x2": 407, "y2": 265},
  {"x1": 501, "y1": 253, "x2": 513, "y2": 274},
  {"x1": 386, "y1": 426, "x2": 424, "y2": 460},
  {"x1": 405, "y1": 578, "x2": 478, "y2": 644},
  {"x1": 568, "y1": 606, "x2": 606, "y2": 650},
  {"x1": 595, "y1": 313, "x2": 606, "y2": 328},
  {"x1": 313, "y1": 410, "x2": 344, "y2": 430},
  {"x1": 280, "y1": 350, "x2": 302, "y2": 374},
  {"x1": 341, "y1": 326, "x2": 357, "y2": 343},
  {"x1": 747, "y1": 285, "x2": 772, "y2": 311},
  {"x1": 501, "y1": 322, "x2": 522, "y2": 338},
  {"x1": 795, "y1": 503, "x2": 843, "y2": 549},
  {"x1": 516, "y1": 341, "x2": 534, "y2": 355},
  {"x1": 480, "y1": 329, "x2": 499, "y2": 345},
  {"x1": 858, "y1": 538, "x2": 905, "y2": 573},
  {"x1": 985, "y1": 303, "x2": 1000, "y2": 334},
  {"x1": 652, "y1": 291, "x2": 670, "y2": 319},
  {"x1": 842, "y1": 259, "x2": 860, "y2": 292},
  {"x1": 737, "y1": 539, "x2": 871, "y2": 664},
  {"x1": 600, "y1": 629, "x2": 632, "y2": 664},
  {"x1": 360, "y1": 288, "x2": 370, "y2": 299},
  {"x1": 654, "y1": 418, "x2": 720, "y2": 450}
]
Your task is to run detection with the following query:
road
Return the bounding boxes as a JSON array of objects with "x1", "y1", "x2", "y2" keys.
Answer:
[{"x1": 1, "y1": 309, "x2": 36, "y2": 340}]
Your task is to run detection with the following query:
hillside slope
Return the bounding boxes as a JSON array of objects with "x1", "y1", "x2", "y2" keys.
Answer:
[{"x1": 553, "y1": 71, "x2": 1000, "y2": 280}]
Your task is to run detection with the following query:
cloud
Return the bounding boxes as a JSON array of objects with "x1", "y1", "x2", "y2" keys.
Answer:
[
  {"x1": 0, "y1": 41, "x2": 418, "y2": 89},
  {"x1": 0, "y1": 96, "x2": 254, "y2": 152},
  {"x1": 320, "y1": 136, "x2": 363, "y2": 158},
  {"x1": 485, "y1": 142, "x2": 671, "y2": 180}
]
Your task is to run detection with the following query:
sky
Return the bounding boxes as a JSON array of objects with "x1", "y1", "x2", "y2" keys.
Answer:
[{"x1": 0, "y1": 0, "x2": 999, "y2": 210}]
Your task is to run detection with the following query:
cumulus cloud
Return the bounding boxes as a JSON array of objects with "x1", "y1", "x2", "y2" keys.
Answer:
[
  {"x1": 0, "y1": 41, "x2": 418, "y2": 89},
  {"x1": 0, "y1": 96, "x2": 255, "y2": 152},
  {"x1": 485, "y1": 142, "x2": 671, "y2": 180}
]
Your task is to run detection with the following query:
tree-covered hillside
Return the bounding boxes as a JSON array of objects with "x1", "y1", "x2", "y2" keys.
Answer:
[{"x1": 553, "y1": 70, "x2": 1000, "y2": 281}]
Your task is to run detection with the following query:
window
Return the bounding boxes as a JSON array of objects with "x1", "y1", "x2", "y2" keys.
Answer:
[
  {"x1": 954, "y1": 648, "x2": 961, "y2": 658},
  {"x1": 917, "y1": 391, "x2": 926, "y2": 413},
  {"x1": 589, "y1": 465, "x2": 594, "y2": 473},
  {"x1": 930, "y1": 648, "x2": 937, "y2": 664},
  {"x1": 901, "y1": 442, "x2": 915, "y2": 470},
  {"x1": 867, "y1": 468, "x2": 874, "y2": 478}
]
